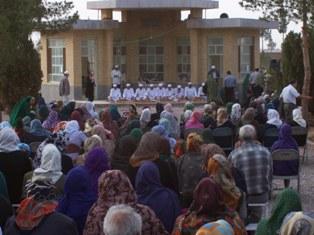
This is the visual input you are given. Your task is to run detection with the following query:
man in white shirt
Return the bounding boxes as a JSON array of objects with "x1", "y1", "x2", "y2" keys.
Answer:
[
  {"x1": 111, "y1": 65, "x2": 122, "y2": 87},
  {"x1": 154, "y1": 83, "x2": 164, "y2": 100},
  {"x1": 197, "y1": 82, "x2": 206, "y2": 98},
  {"x1": 184, "y1": 82, "x2": 197, "y2": 100},
  {"x1": 123, "y1": 83, "x2": 135, "y2": 101},
  {"x1": 147, "y1": 84, "x2": 156, "y2": 101},
  {"x1": 175, "y1": 85, "x2": 185, "y2": 100},
  {"x1": 108, "y1": 84, "x2": 121, "y2": 102},
  {"x1": 135, "y1": 83, "x2": 146, "y2": 101},
  {"x1": 280, "y1": 80, "x2": 300, "y2": 122}
]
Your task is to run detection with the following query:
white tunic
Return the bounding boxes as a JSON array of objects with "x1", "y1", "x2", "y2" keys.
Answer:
[
  {"x1": 123, "y1": 88, "x2": 135, "y2": 100},
  {"x1": 109, "y1": 88, "x2": 121, "y2": 101},
  {"x1": 135, "y1": 88, "x2": 147, "y2": 100},
  {"x1": 111, "y1": 69, "x2": 122, "y2": 85},
  {"x1": 147, "y1": 88, "x2": 156, "y2": 100},
  {"x1": 175, "y1": 88, "x2": 185, "y2": 99},
  {"x1": 184, "y1": 86, "x2": 197, "y2": 99},
  {"x1": 197, "y1": 86, "x2": 205, "y2": 97},
  {"x1": 165, "y1": 88, "x2": 175, "y2": 99}
]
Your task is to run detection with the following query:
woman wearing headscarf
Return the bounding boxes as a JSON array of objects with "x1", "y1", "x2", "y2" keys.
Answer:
[
  {"x1": 91, "y1": 124, "x2": 115, "y2": 158},
  {"x1": 57, "y1": 167, "x2": 96, "y2": 235},
  {"x1": 43, "y1": 110, "x2": 59, "y2": 131},
  {"x1": 9, "y1": 96, "x2": 32, "y2": 127},
  {"x1": 172, "y1": 178, "x2": 246, "y2": 235},
  {"x1": 216, "y1": 107, "x2": 234, "y2": 130},
  {"x1": 160, "y1": 111, "x2": 180, "y2": 138},
  {"x1": 140, "y1": 108, "x2": 152, "y2": 130},
  {"x1": 136, "y1": 161, "x2": 180, "y2": 233},
  {"x1": 292, "y1": 107, "x2": 307, "y2": 128},
  {"x1": 23, "y1": 144, "x2": 66, "y2": 200},
  {"x1": 230, "y1": 103, "x2": 242, "y2": 126},
  {"x1": 5, "y1": 180, "x2": 79, "y2": 235},
  {"x1": 74, "y1": 135, "x2": 103, "y2": 166},
  {"x1": 84, "y1": 147, "x2": 110, "y2": 196},
  {"x1": 185, "y1": 111, "x2": 205, "y2": 129},
  {"x1": 255, "y1": 188, "x2": 302, "y2": 235},
  {"x1": 279, "y1": 211, "x2": 314, "y2": 235},
  {"x1": 64, "y1": 120, "x2": 87, "y2": 160},
  {"x1": 152, "y1": 125, "x2": 176, "y2": 151},
  {"x1": 176, "y1": 133, "x2": 204, "y2": 207},
  {"x1": 271, "y1": 123, "x2": 298, "y2": 188},
  {"x1": 83, "y1": 170, "x2": 168, "y2": 235},
  {"x1": 196, "y1": 220, "x2": 234, "y2": 235},
  {"x1": 85, "y1": 101, "x2": 98, "y2": 119},
  {"x1": 207, "y1": 154, "x2": 242, "y2": 210},
  {"x1": 130, "y1": 132, "x2": 178, "y2": 193},
  {"x1": 129, "y1": 128, "x2": 143, "y2": 144},
  {"x1": 0, "y1": 128, "x2": 32, "y2": 203},
  {"x1": 70, "y1": 110, "x2": 85, "y2": 131},
  {"x1": 111, "y1": 135, "x2": 138, "y2": 182},
  {"x1": 266, "y1": 109, "x2": 283, "y2": 129},
  {"x1": 99, "y1": 108, "x2": 119, "y2": 139},
  {"x1": 59, "y1": 102, "x2": 76, "y2": 121},
  {"x1": 29, "y1": 119, "x2": 51, "y2": 138},
  {"x1": 109, "y1": 104, "x2": 122, "y2": 125},
  {"x1": 201, "y1": 104, "x2": 216, "y2": 129}
]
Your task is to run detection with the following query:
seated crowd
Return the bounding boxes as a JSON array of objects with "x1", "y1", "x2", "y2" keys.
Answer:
[{"x1": 0, "y1": 91, "x2": 310, "y2": 235}]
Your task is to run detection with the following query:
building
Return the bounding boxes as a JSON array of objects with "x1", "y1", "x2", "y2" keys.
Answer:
[{"x1": 40, "y1": 0, "x2": 278, "y2": 101}]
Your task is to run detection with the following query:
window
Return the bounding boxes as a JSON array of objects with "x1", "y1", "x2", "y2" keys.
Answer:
[
  {"x1": 81, "y1": 39, "x2": 97, "y2": 91},
  {"x1": 139, "y1": 38, "x2": 164, "y2": 82},
  {"x1": 47, "y1": 39, "x2": 65, "y2": 82},
  {"x1": 238, "y1": 37, "x2": 254, "y2": 79},
  {"x1": 177, "y1": 37, "x2": 190, "y2": 82},
  {"x1": 113, "y1": 40, "x2": 126, "y2": 73},
  {"x1": 208, "y1": 37, "x2": 224, "y2": 78}
]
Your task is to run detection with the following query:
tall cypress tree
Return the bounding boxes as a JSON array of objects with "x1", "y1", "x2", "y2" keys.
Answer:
[{"x1": 0, "y1": 0, "x2": 78, "y2": 108}]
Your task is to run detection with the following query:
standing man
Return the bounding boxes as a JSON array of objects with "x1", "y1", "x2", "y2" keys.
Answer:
[
  {"x1": 208, "y1": 65, "x2": 220, "y2": 100},
  {"x1": 85, "y1": 71, "x2": 95, "y2": 102},
  {"x1": 184, "y1": 82, "x2": 197, "y2": 100},
  {"x1": 223, "y1": 71, "x2": 237, "y2": 103},
  {"x1": 280, "y1": 80, "x2": 300, "y2": 122},
  {"x1": 111, "y1": 65, "x2": 122, "y2": 88},
  {"x1": 59, "y1": 71, "x2": 70, "y2": 105}
]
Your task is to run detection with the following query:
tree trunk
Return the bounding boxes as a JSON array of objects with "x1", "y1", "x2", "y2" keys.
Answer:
[{"x1": 301, "y1": 24, "x2": 311, "y2": 120}]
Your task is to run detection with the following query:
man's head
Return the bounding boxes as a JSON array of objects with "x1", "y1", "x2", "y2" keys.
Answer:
[
  {"x1": 211, "y1": 65, "x2": 216, "y2": 70},
  {"x1": 114, "y1": 65, "x2": 119, "y2": 70},
  {"x1": 227, "y1": 71, "x2": 231, "y2": 75},
  {"x1": 103, "y1": 204, "x2": 142, "y2": 235},
  {"x1": 290, "y1": 80, "x2": 297, "y2": 87},
  {"x1": 64, "y1": 71, "x2": 69, "y2": 77},
  {"x1": 239, "y1": 124, "x2": 256, "y2": 142},
  {"x1": 188, "y1": 82, "x2": 192, "y2": 88}
]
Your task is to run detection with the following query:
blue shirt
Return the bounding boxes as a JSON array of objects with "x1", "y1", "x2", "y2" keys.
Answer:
[{"x1": 224, "y1": 75, "x2": 237, "y2": 88}]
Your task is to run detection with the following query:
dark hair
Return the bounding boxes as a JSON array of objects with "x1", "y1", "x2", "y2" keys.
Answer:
[
  {"x1": 227, "y1": 71, "x2": 231, "y2": 75},
  {"x1": 290, "y1": 80, "x2": 297, "y2": 85}
]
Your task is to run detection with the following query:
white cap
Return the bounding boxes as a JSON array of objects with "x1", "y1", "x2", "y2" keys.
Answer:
[
  {"x1": 150, "y1": 84, "x2": 154, "y2": 88},
  {"x1": 211, "y1": 65, "x2": 216, "y2": 69},
  {"x1": 64, "y1": 71, "x2": 69, "y2": 75},
  {"x1": 202, "y1": 82, "x2": 205, "y2": 86},
  {"x1": 158, "y1": 83, "x2": 163, "y2": 87},
  {"x1": 188, "y1": 82, "x2": 192, "y2": 85},
  {"x1": 126, "y1": 83, "x2": 131, "y2": 87},
  {"x1": 114, "y1": 65, "x2": 119, "y2": 69},
  {"x1": 177, "y1": 85, "x2": 182, "y2": 88},
  {"x1": 113, "y1": 84, "x2": 117, "y2": 88},
  {"x1": 139, "y1": 83, "x2": 143, "y2": 87},
  {"x1": 168, "y1": 84, "x2": 172, "y2": 88}
]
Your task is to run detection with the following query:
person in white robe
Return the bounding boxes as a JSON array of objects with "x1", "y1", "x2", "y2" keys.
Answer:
[
  {"x1": 108, "y1": 84, "x2": 122, "y2": 102},
  {"x1": 122, "y1": 83, "x2": 135, "y2": 101},
  {"x1": 135, "y1": 83, "x2": 146, "y2": 101},
  {"x1": 184, "y1": 82, "x2": 197, "y2": 100}
]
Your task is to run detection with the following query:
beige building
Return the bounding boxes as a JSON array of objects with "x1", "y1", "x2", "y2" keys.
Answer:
[{"x1": 40, "y1": 0, "x2": 277, "y2": 101}]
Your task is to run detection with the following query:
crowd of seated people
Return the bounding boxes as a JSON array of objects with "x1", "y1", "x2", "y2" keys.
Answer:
[{"x1": 0, "y1": 90, "x2": 310, "y2": 235}]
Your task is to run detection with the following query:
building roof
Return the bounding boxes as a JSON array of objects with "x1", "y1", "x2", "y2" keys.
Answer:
[
  {"x1": 87, "y1": 0, "x2": 219, "y2": 10},
  {"x1": 187, "y1": 18, "x2": 279, "y2": 29},
  {"x1": 73, "y1": 20, "x2": 119, "y2": 30}
]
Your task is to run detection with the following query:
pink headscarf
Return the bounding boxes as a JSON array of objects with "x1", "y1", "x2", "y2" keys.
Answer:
[{"x1": 185, "y1": 111, "x2": 204, "y2": 129}]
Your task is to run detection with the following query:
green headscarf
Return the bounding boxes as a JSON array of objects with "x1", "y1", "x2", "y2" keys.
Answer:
[
  {"x1": 9, "y1": 96, "x2": 32, "y2": 127},
  {"x1": 242, "y1": 73, "x2": 250, "y2": 103},
  {"x1": 184, "y1": 102, "x2": 195, "y2": 112},
  {"x1": 130, "y1": 128, "x2": 143, "y2": 143},
  {"x1": 255, "y1": 188, "x2": 302, "y2": 235},
  {"x1": 226, "y1": 102, "x2": 233, "y2": 115}
]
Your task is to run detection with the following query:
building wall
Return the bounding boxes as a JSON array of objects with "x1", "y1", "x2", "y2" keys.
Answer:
[{"x1": 39, "y1": 14, "x2": 261, "y2": 101}]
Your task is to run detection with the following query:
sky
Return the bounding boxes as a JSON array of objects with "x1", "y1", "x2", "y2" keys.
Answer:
[{"x1": 54, "y1": 0, "x2": 302, "y2": 50}]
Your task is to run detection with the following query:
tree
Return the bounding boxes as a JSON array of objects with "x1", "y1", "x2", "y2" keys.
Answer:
[
  {"x1": 239, "y1": 0, "x2": 314, "y2": 119},
  {"x1": 0, "y1": 0, "x2": 78, "y2": 108}
]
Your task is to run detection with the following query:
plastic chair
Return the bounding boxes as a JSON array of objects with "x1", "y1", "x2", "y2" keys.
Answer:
[{"x1": 272, "y1": 149, "x2": 300, "y2": 192}]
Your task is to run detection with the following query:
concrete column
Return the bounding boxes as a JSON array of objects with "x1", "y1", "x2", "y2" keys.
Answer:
[
  {"x1": 126, "y1": 41, "x2": 139, "y2": 84},
  {"x1": 199, "y1": 31, "x2": 208, "y2": 84},
  {"x1": 101, "y1": 9, "x2": 113, "y2": 20},
  {"x1": 190, "y1": 29, "x2": 199, "y2": 84},
  {"x1": 164, "y1": 34, "x2": 176, "y2": 83}
]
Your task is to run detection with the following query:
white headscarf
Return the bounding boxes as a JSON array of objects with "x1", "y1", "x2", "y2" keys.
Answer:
[
  {"x1": 65, "y1": 120, "x2": 80, "y2": 135},
  {"x1": 0, "y1": 121, "x2": 12, "y2": 131},
  {"x1": 293, "y1": 108, "x2": 307, "y2": 128},
  {"x1": 140, "y1": 108, "x2": 151, "y2": 124},
  {"x1": 85, "y1": 101, "x2": 98, "y2": 118},
  {"x1": 0, "y1": 128, "x2": 19, "y2": 153},
  {"x1": 184, "y1": 110, "x2": 193, "y2": 122},
  {"x1": 267, "y1": 109, "x2": 283, "y2": 128},
  {"x1": 32, "y1": 144, "x2": 63, "y2": 184},
  {"x1": 230, "y1": 103, "x2": 242, "y2": 125}
]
